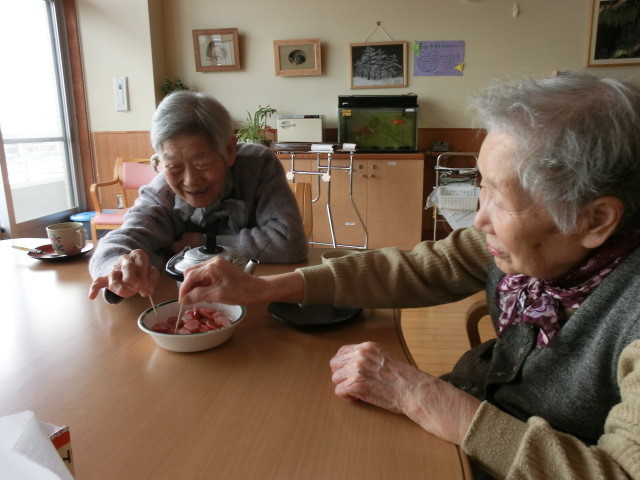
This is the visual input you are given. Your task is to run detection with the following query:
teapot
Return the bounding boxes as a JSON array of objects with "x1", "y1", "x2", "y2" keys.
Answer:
[{"x1": 165, "y1": 233, "x2": 258, "y2": 282}]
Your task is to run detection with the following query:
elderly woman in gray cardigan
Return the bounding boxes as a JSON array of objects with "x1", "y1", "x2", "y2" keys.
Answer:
[
  {"x1": 176, "y1": 73, "x2": 640, "y2": 479},
  {"x1": 88, "y1": 91, "x2": 307, "y2": 303}
]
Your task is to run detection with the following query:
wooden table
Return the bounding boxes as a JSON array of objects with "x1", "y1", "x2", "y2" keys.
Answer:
[{"x1": 0, "y1": 239, "x2": 470, "y2": 479}]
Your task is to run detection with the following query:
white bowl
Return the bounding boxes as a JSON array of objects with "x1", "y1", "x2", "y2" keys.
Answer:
[{"x1": 138, "y1": 300, "x2": 246, "y2": 353}]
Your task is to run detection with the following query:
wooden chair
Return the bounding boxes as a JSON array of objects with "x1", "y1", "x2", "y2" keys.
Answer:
[
  {"x1": 289, "y1": 182, "x2": 313, "y2": 239},
  {"x1": 90, "y1": 157, "x2": 158, "y2": 239},
  {"x1": 465, "y1": 298, "x2": 491, "y2": 347}
]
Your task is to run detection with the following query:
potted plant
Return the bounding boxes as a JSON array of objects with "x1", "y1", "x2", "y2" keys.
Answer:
[
  {"x1": 235, "y1": 105, "x2": 277, "y2": 145},
  {"x1": 160, "y1": 76, "x2": 190, "y2": 97}
]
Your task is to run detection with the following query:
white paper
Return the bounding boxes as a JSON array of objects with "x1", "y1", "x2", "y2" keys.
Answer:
[
  {"x1": 439, "y1": 208, "x2": 477, "y2": 230},
  {"x1": 425, "y1": 184, "x2": 479, "y2": 231},
  {"x1": 0, "y1": 411, "x2": 73, "y2": 480}
]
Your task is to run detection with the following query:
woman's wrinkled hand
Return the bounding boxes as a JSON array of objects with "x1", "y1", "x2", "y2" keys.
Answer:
[
  {"x1": 88, "y1": 249, "x2": 159, "y2": 300},
  {"x1": 329, "y1": 341, "x2": 481, "y2": 445},
  {"x1": 179, "y1": 256, "x2": 264, "y2": 306}
]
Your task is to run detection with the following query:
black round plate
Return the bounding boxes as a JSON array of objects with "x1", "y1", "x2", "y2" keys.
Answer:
[{"x1": 268, "y1": 302, "x2": 362, "y2": 326}]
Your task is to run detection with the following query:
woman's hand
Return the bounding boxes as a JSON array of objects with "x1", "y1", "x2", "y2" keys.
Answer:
[
  {"x1": 179, "y1": 256, "x2": 265, "y2": 306},
  {"x1": 330, "y1": 341, "x2": 481, "y2": 445},
  {"x1": 179, "y1": 256, "x2": 306, "y2": 306},
  {"x1": 88, "y1": 249, "x2": 159, "y2": 300}
]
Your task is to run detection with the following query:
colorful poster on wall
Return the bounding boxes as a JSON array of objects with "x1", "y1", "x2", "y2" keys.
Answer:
[{"x1": 414, "y1": 41, "x2": 465, "y2": 76}]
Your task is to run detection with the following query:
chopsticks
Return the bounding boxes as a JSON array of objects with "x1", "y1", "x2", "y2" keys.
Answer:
[
  {"x1": 149, "y1": 295, "x2": 159, "y2": 321},
  {"x1": 174, "y1": 302, "x2": 184, "y2": 334},
  {"x1": 148, "y1": 295, "x2": 184, "y2": 334},
  {"x1": 148, "y1": 295, "x2": 183, "y2": 334},
  {"x1": 12, "y1": 245, "x2": 45, "y2": 254}
]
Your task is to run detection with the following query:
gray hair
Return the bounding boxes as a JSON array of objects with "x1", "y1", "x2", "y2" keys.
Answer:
[
  {"x1": 150, "y1": 91, "x2": 234, "y2": 161},
  {"x1": 468, "y1": 73, "x2": 640, "y2": 234}
]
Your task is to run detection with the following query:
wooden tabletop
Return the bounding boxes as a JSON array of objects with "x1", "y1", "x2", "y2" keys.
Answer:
[{"x1": 0, "y1": 239, "x2": 469, "y2": 479}]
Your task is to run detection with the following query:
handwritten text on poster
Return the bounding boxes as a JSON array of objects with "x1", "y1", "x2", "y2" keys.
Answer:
[{"x1": 414, "y1": 41, "x2": 465, "y2": 76}]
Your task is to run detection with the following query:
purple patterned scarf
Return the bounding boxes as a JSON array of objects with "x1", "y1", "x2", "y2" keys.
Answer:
[{"x1": 497, "y1": 230, "x2": 640, "y2": 347}]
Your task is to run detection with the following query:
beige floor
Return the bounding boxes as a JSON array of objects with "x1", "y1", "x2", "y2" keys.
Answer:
[{"x1": 400, "y1": 291, "x2": 496, "y2": 377}]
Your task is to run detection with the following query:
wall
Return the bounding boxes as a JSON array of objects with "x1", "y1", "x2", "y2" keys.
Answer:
[
  {"x1": 77, "y1": 0, "x2": 157, "y2": 132},
  {"x1": 77, "y1": 0, "x2": 640, "y2": 133}
]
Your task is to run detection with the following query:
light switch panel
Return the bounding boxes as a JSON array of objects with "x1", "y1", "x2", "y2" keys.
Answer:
[{"x1": 114, "y1": 77, "x2": 129, "y2": 112}]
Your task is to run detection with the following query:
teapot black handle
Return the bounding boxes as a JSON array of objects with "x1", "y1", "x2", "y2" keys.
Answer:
[{"x1": 203, "y1": 232, "x2": 223, "y2": 254}]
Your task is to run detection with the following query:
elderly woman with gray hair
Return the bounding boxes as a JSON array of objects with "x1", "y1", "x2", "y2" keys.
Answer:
[
  {"x1": 177, "y1": 73, "x2": 640, "y2": 479},
  {"x1": 88, "y1": 91, "x2": 307, "y2": 303}
]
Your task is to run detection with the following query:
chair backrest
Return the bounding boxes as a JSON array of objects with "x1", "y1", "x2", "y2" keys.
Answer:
[
  {"x1": 465, "y1": 299, "x2": 491, "y2": 348},
  {"x1": 121, "y1": 161, "x2": 158, "y2": 189},
  {"x1": 116, "y1": 157, "x2": 157, "y2": 188},
  {"x1": 289, "y1": 182, "x2": 313, "y2": 239},
  {"x1": 115, "y1": 157, "x2": 158, "y2": 207}
]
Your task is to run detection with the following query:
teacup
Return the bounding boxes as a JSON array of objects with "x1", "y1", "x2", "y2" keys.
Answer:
[{"x1": 46, "y1": 222, "x2": 86, "y2": 256}]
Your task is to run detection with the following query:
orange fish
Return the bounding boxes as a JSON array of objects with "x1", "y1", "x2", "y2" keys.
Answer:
[{"x1": 391, "y1": 119, "x2": 405, "y2": 125}]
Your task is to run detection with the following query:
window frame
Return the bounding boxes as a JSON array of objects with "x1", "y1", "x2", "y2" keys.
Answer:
[{"x1": 0, "y1": 0, "x2": 91, "y2": 238}]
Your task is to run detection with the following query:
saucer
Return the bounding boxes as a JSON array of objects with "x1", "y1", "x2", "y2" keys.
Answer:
[
  {"x1": 28, "y1": 243, "x2": 94, "y2": 261},
  {"x1": 268, "y1": 302, "x2": 362, "y2": 327}
]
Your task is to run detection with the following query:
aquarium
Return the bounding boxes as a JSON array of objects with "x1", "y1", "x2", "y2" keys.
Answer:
[{"x1": 338, "y1": 95, "x2": 418, "y2": 152}]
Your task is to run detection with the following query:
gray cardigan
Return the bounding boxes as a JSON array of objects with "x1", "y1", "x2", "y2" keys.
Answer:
[{"x1": 89, "y1": 142, "x2": 308, "y2": 282}]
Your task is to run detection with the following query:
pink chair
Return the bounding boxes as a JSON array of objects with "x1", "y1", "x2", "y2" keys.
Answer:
[{"x1": 90, "y1": 157, "x2": 158, "y2": 239}]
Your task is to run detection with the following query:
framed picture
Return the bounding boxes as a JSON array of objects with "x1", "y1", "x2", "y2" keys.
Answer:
[
  {"x1": 193, "y1": 28, "x2": 240, "y2": 72},
  {"x1": 587, "y1": 0, "x2": 640, "y2": 67},
  {"x1": 273, "y1": 39, "x2": 322, "y2": 76},
  {"x1": 350, "y1": 41, "x2": 408, "y2": 89}
]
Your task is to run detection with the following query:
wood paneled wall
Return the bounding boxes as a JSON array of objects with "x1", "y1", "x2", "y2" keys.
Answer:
[{"x1": 418, "y1": 128, "x2": 485, "y2": 153}]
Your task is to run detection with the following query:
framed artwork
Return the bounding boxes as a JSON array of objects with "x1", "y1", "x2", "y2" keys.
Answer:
[
  {"x1": 350, "y1": 41, "x2": 408, "y2": 89},
  {"x1": 273, "y1": 39, "x2": 322, "y2": 76},
  {"x1": 193, "y1": 28, "x2": 240, "y2": 72},
  {"x1": 587, "y1": 0, "x2": 640, "y2": 67}
]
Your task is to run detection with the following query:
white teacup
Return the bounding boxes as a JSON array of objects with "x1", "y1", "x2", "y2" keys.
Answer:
[{"x1": 46, "y1": 222, "x2": 87, "y2": 256}]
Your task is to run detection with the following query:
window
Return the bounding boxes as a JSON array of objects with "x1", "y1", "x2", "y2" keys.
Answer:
[{"x1": 0, "y1": 0, "x2": 85, "y2": 237}]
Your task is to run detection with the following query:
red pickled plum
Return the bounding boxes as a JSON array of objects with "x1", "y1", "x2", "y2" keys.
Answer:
[{"x1": 151, "y1": 306, "x2": 232, "y2": 334}]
